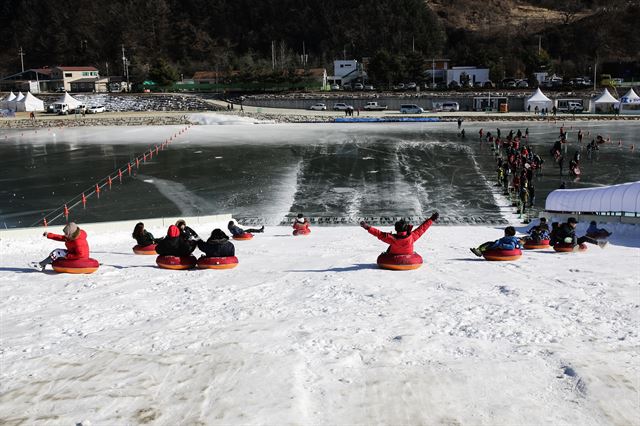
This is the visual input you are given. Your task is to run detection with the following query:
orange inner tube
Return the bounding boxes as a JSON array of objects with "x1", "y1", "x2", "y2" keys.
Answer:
[
  {"x1": 523, "y1": 239, "x2": 550, "y2": 250},
  {"x1": 553, "y1": 243, "x2": 587, "y2": 253},
  {"x1": 133, "y1": 244, "x2": 157, "y2": 255}
]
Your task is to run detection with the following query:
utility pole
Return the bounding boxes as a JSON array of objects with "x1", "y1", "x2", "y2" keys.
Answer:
[
  {"x1": 18, "y1": 46, "x2": 25, "y2": 72},
  {"x1": 271, "y1": 41, "x2": 275, "y2": 70},
  {"x1": 121, "y1": 45, "x2": 130, "y2": 92},
  {"x1": 537, "y1": 35, "x2": 542, "y2": 55},
  {"x1": 412, "y1": 37, "x2": 415, "y2": 53}
]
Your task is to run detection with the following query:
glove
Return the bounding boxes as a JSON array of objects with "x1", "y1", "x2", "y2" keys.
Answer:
[
  {"x1": 429, "y1": 212, "x2": 439, "y2": 222},
  {"x1": 360, "y1": 221, "x2": 370, "y2": 230},
  {"x1": 42, "y1": 232, "x2": 47, "y2": 237}
]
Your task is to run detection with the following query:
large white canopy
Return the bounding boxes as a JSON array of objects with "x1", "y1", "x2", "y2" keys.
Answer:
[
  {"x1": 619, "y1": 88, "x2": 640, "y2": 104},
  {"x1": 593, "y1": 88, "x2": 619, "y2": 104},
  {"x1": 525, "y1": 88, "x2": 553, "y2": 111},
  {"x1": 545, "y1": 181, "x2": 640, "y2": 214},
  {"x1": 16, "y1": 91, "x2": 45, "y2": 112},
  {"x1": 53, "y1": 92, "x2": 81, "y2": 109}
]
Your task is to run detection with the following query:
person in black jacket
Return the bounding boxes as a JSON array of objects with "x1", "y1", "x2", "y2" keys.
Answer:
[
  {"x1": 132, "y1": 222, "x2": 160, "y2": 246},
  {"x1": 175, "y1": 219, "x2": 199, "y2": 241},
  {"x1": 555, "y1": 217, "x2": 606, "y2": 249},
  {"x1": 197, "y1": 229, "x2": 235, "y2": 258},
  {"x1": 155, "y1": 225, "x2": 196, "y2": 256},
  {"x1": 227, "y1": 220, "x2": 264, "y2": 237}
]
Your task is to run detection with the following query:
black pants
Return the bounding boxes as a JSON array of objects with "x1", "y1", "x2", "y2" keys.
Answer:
[{"x1": 577, "y1": 236, "x2": 598, "y2": 245}]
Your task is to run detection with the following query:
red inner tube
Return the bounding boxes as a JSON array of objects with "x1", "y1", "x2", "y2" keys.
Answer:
[
  {"x1": 484, "y1": 248, "x2": 522, "y2": 256},
  {"x1": 197, "y1": 256, "x2": 239, "y2": 266},
  {"x1": 233, "y1": 233, "x2": 254, "y2": 240},
  {"x1": 524, "y1": 239, "x2": 550, "y2": 248},
  {"x1": 377, "y1": 252, "x2": 423, "y2": 265},
  {"x1": 293, "y1": 228, "x2": 311, "y2": 235},
  {"x1": 52, "y1": 258, "x2": 99, "y2": 268},
  {"x1": 133, "y1": 244, "x2": 157, "y2": 251},
  {"x1": 156, "y1": 255, "x2": 197, "y2": 266}
]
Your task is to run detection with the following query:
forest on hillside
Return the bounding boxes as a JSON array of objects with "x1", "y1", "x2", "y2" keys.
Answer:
[{"x1": 0, "y1": 0, "x2": 638, "y2": 84}]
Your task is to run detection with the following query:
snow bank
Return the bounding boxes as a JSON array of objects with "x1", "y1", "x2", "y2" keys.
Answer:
[
  {"x1": 189, "y1": 112, "x2": 275, "y2": 125},
  {"x1": 0, "y1": 221, "x2": 638, "y2": 425}
]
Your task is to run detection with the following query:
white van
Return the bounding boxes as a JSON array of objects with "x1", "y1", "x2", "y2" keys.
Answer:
[
  {"x1": 441, "y1": 101, "x2": 460, "y2": 112},
  {"x1": 400, "y1": 104, "x2": 424, "y2": 114}
]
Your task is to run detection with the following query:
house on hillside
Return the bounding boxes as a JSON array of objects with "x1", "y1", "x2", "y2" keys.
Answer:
[
  {"x1": 446, "y1": 66, "x2": 490, "y2": 87},
  {"x1": 328, "y1": 60, "x2": 367, "y2": 87},
  {"x1": 52, "y1": 66, "x2": 108, "y2": 92}
]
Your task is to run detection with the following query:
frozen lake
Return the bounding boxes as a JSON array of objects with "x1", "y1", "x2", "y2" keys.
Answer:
[{"x1": 1, "y1": 119, "x2": 639, "y2": 228}]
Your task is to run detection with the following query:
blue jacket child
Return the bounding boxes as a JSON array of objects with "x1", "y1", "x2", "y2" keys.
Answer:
[{"x1": 471, "y1": 226, "x2": 522, "y2": 257}]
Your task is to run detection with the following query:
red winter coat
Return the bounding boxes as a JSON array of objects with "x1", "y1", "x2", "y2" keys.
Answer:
[
  {"x1": 292, "y1": 220, "x2": 310, "y2": 231},
  {"x1": 366, "y1": 219, "x2": 433, "y2": 255},
  {"x1": 46, "y1": 230, "x2": 90, "y2": 259}
]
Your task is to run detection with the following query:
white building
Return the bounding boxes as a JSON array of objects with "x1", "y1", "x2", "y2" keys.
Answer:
[
  {"x1": 446, "y1": 66, "x2": 490, "y2": 86},
  {"x1": 328, "y1": 60, "x2": 366, "y2": 86}
]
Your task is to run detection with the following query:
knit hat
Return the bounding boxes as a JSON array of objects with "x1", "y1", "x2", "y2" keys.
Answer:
[
  {"x1": 175, "y1": 219, "x2": 186, "y2": 228},
  {"x1": 167, "y1": 225, "x2": 180, "y2": 238},
  {"x1": 567, "y1": 217, "x2": 578, "y2": 224},
  {"x1": 63, "y1": 222, "x2": 79, "y2": 239},
  {"x1": 209, "y1": 228, "x2": 229, "y2": 241}
]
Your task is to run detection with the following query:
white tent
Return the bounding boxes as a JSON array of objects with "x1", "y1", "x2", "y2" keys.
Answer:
[
  {"x1": 53, "y1": 92, "x2": 81, "y2": 109},
  {"x1": 619, "y1": 88, "x2": 640, "y2": 115},
  {"x1": 16, "y1": 91, "x2": 45, "y2": 112},
  {"x1": 7, "y1": 91, "x2": 25, "y2": 111},
  {"x1": 545, "y1": 181, "x2": 640, "y2": 214},
  {"x1": 593, "y1": 88, "x2": 619, "y2": 113},
  {"x1": 1, "y1": 91, "x2": 16, "y2": 109},
  {"x1": 525, "y1": 88, "x2": 553, "y2": 112}
]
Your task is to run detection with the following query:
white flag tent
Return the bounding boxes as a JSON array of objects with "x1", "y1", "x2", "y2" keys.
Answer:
[
  {"x1": 16, "y1": 91, "x2": 45, "y2": 112},
  {"x1": 53, "y1": 92, "x2": 81, "y2": 109},
  {"x1": 525, "y1": 88, "x2": 553, "y2": 112},
  {"x1": 619, "y1": 88, "x2": 640, "y2": 115},
  {"x1": 545, "y1": 181, "x2": 640, "y2": 214},
  {"x1": 593, "y1": 88, "x2": 619, "y2": 113}
]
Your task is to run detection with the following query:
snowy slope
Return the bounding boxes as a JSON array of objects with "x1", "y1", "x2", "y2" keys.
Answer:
[{"x1": 0, "y1": 220, "x2": 639, "y2": 425}]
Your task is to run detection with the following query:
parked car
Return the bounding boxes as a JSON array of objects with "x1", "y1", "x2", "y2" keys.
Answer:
[
  {"x1": 333, "y1": 103, "x2": 351, "y2": 111},
  {"x1": 330, "y1": 84, "x2": 341, "y2": 91},
  {"x1": 354, "y1": 83, "x2": 364, "y2": 90},
  {"x1": 364, "y1": 84, "x2": 375, "y2": 91},
  {"x1": 87, "y1": 105, "x2": 105, "y2": 114},
  {"x1": 448, "y1": 81, "x2": 460, "y2": 89},
  {"x1": 483, "y1": 81, "x2": 494, "y2": 88},
  {"x1": 406, "y1": 82, "x2": 417, "y2": 89},
  {"x1": 309, "y1": 103, "x2": 327, "y2": 111},
  {"x1": 501, "y1": 78, "x2": 517, "y2": 88},
  {"x1": 363, "y1": 102, "x2": 387, "y2": 111},
  {"x1": 441, "y1": 102, "x2": 460, "y2": 112},
  {"x1": 342, "y1": 83, "x2": 352, "y2": 90},
  {"x1": 400, "y1": 104, "x2": 424, "y2": 114},
  {"x1": 396, "y1": 83, "x2": 405, "y2": 90},
  {"x1": 516, "y1": 80, "x2": 529, "y2": 88}
]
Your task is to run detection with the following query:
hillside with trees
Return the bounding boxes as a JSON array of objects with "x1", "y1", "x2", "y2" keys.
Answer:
[{"x1": 0, "y1": 0, "x2": 637, "y2": 85}]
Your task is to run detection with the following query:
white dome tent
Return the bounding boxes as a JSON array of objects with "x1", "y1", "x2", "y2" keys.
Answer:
[
  {"x1": 16, "y1": 92, "x2": 45, "y2": 112},
  {"x1": 525, "y1": 88, "x2": 553, "y2": 112},
  {"x1": 592, "y1": 88, "x2": 619, "y2": 113},
  {"x1": 545, "y1": 181, "x2": 640, "y2": 215},
  {"x1": 1, "y1": 91, "x2": 16, "y2": 109},
  {"x1": 619, "y1": 88, "x2": 640, "y2": 115}
]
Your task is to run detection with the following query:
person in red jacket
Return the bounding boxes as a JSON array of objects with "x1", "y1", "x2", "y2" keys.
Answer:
[
  {"x1": 32, "y1": 222, "x2": 90, "y2": 271},
  {"x1": 360, "y1": 212, "x2": 439, "y2": 254},
  {"x1": 292, "y1": 213, "x2": 311, "y2": 235}
]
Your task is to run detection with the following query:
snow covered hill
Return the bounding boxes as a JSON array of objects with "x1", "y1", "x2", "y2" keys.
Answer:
[{"x1": 1, "y1": 220, "x2": 638, "y2": 425}]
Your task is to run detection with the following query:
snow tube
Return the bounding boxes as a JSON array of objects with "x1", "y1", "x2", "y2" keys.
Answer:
[
  {"x1": 553, "y1": 243, "x2": 587, "y2": 253},
  {"x1": 293, "y1": 228, "x2": 311, "y2": 236},
  {"x1": 197, "y1": 256, "x2": 239, "y2": 270},
  {"x1": 376, "y1": 252, "x2": 423, "y2": 271},
  {"x1": 523, "y1": 239, "x2": 551, "y2": 250},
  {"x1": 233, "y1": 233, "x2": 254, "y2": 241},
  {"x1": 586, "y1": 231, "x2": 610, "y2": 239},
  {"x1": 52, "y1": 257, "x2": 100, "y2": 274},
  {"x1": 483, "y1": 248, "x2": 522, "y2": 261},
  {"x1": 132, "y1": 244, "x2": 157, "y2": 255},
  {"x1": 156, "y1": 255, "x2": 197, "y2": 270}
]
